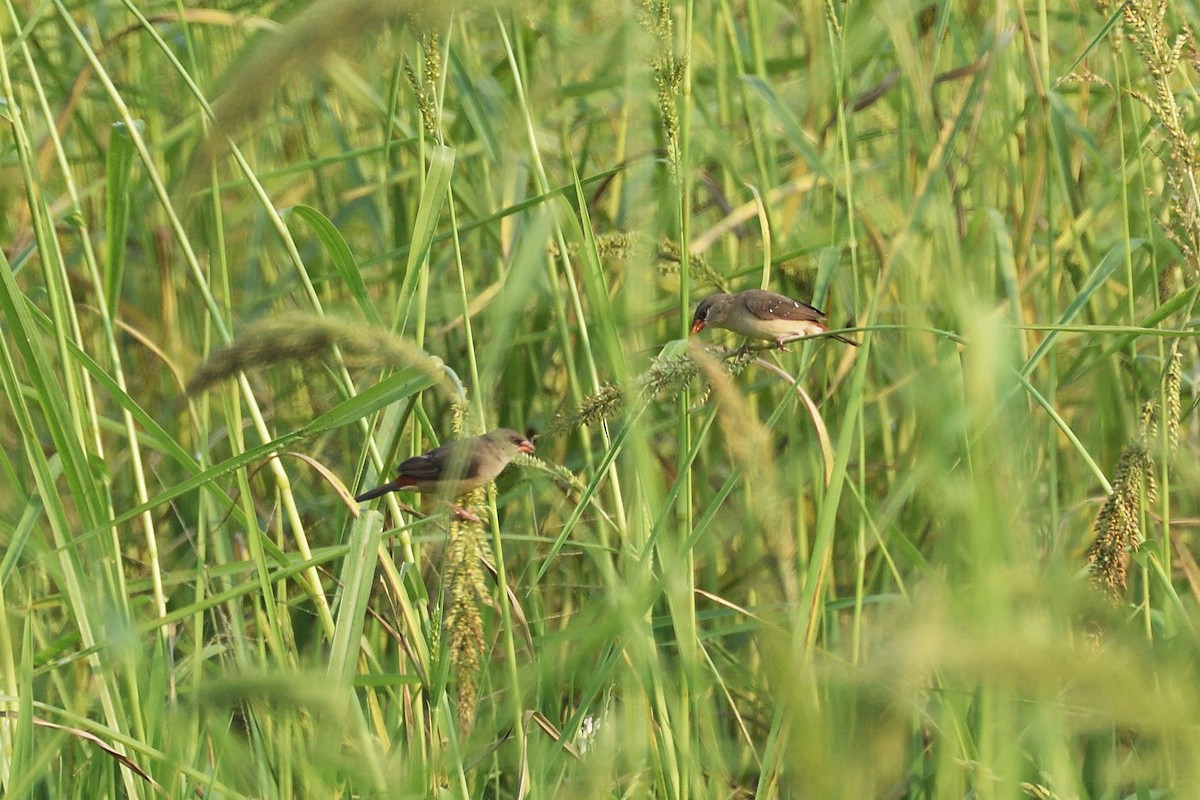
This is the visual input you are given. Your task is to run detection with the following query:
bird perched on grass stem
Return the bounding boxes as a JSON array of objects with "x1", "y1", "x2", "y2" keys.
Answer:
[
  {"x1": 690, "y1": 289, "x2": 859, "y2": 348},
  {"x1": 355, "y1": 429, "x2": 535, "y2": 513}
]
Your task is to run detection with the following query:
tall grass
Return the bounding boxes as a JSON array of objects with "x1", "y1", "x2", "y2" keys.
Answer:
[{"x1": 2, "y1": 0, "x2": 1199, "y2": 797}]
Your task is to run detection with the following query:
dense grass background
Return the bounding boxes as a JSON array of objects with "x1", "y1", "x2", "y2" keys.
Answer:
[{"x1": 3, "y1": 0, "x2": 1199, "y2": 797}]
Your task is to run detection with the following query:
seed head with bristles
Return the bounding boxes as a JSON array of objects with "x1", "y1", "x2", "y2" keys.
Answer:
[
  {"x1": 639, "y1": 353, "x2": 701, "y2": 397},
  {"x1": 1165, "y1": 350, "x2": 1182, "y2": 457},
  {"x1": 547, "y1": 382, "x2": 624, "y2": 437},
  {"x1": 1086, "y1": 442, "x2": 1153, "y2": 600},
  {"x1": 442, "y1": 485, "x2": 490, "y2": 734},
  {"x1": 638, "y1": 0, "x2": 686, "y2": 172}
]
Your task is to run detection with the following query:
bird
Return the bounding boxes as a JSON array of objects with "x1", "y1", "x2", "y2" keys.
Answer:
[
  {"x1": 355, "y1": 428, "x2": 535, "y2": 505},
  {"x1": 690, "y1": 289, "x2": 859, "y2": 348}
]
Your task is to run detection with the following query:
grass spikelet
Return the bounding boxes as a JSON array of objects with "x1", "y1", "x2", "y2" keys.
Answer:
[
  {"x1": 403, "y1": 30, "x2": 443, "y2": 139},
  {"x1": 638, "y1": 0, "x2": 686, "y2": 172},
  {"x1": 185, "y1": 312, "x2": 457, "y2": 398},
  {"x1": 442, "y1": 486, "x2": 490, "y2": 734},
  {"x1": 1085, "y1": 354, "x2": 1181, "y2": 601},
  {"x1": 1165, "y1": 350, "x2": 1182, "y2": 457},
  {"x1": 656, "y1": 238, "x2": 720, "y2": 287},
  {"x1": 639, "y1": 351, "x2": 701, "y2": 397},
  {"x1": 1085, "y1": 440, "x2": 1153, "y2": 600},
  {"x1": 516, "y1": 451, "x2": 587, "y2": 497},
  {"x1": 591, "y1": 231, "x2": 641, "y2": 261},
  {"x1": 549, "y1": 344, "x2": 764, "y2": 437},
  {"x1": 547, "y1": 382, "x2": 624, "y2": 436},
  {"x1": 1104, "y1": 0, "x2": 1200, "y2": 283},
  {"x1": 548, "y1": 346, "x2": 730, "y2": 439}
]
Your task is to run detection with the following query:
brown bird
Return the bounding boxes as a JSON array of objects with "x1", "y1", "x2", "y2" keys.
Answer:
[
  {"x1": 690, "y1": 289, "x2": 859, "y2": 348},
  {"x1": 355, "y1": 428, "x2": 535, "y2": 503}
]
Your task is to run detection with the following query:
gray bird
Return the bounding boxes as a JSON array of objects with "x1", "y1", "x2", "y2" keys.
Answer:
[
  {"x1": 355, "y1": 428, "x2": 535, "y2": 503},
  {"x1": 690, "y1": 289, "x2": 858, "y2": 348}
]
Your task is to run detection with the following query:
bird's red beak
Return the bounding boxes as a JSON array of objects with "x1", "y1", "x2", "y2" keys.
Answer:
[
  {"x1": 690, "y1": 320, "x2": 705, "y2": 335},
  {"x1": 518, "y1": 439, "x2": 535, "y2": 454}
]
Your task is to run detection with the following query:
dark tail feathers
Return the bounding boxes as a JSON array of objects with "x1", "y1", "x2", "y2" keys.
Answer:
[{"x1": 354, "y1": 481, "x2": 397, "y2": 503}]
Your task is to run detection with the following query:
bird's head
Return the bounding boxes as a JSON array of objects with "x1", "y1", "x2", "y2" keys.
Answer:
[
  {"x1": 690, "y1": 294, "x2": 727, "y2": 334},
  {"x1": 488, "y1": 428, "x2": 536, "y2": 456}
]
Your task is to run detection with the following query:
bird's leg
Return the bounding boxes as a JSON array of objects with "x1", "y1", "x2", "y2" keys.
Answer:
[
  {"x1": 448, "y1": 502, "x2": 485, "y2": 524},
  {"x1": 773, "y1": 336, "x2": 792, "y2": 351}
]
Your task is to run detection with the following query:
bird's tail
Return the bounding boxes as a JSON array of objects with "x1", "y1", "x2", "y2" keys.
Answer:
[{"x1": 354, "y1": 481, "x2": 397, "y2": 503}]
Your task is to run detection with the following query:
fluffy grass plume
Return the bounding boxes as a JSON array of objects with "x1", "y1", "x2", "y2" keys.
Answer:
[{"x1": 185, "y1": 311, "x2": 458, "y2": 397}]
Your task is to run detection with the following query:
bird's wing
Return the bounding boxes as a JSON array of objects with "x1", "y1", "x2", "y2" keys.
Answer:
[
  {"x1": 393, "y1": 452, "x2": 446, "y2": 483},
  {"x1": 395, "y1": 441, "x2": 475, "y2": 483},
  {"x1": 743, "y1": 291, "x2": 827, "y2": 322}
]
